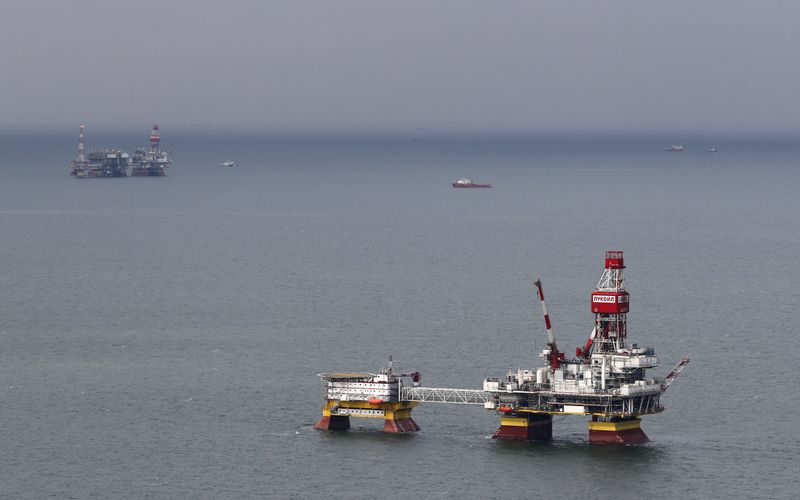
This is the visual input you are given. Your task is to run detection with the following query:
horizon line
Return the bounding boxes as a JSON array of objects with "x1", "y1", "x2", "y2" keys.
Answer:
[{"x1": 1, "y1": 123, "x2": 800, "y2": 140}]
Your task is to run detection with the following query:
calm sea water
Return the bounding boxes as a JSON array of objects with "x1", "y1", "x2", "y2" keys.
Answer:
[{"x1": 0, "y1": 132, "x2": 798, "y2": 498}]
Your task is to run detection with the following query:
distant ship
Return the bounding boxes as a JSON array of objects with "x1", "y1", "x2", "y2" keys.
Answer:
[
  {"x1": 220, "y1": 161, "x2": 238, "y2": 167},
  {"x1": 452, "y1": 178, "x2": 492, "y2": 188},
  {"x1": 70, "y1": 126, "x2": 129, "y2": 178},
  {"x1": 664, "y1": 144, "x2": 685, "y2": 152},
  {"x1": 707, "y1": 147, "x2": 718, "y2": 152},
  {"x1": 130, "y1": 125, "x2": 172, "y2": 177}
]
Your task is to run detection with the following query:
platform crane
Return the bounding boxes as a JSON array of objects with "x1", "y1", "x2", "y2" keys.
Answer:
[{"x1": 534, "y1": 279, "x2": 562, "y2": 369}]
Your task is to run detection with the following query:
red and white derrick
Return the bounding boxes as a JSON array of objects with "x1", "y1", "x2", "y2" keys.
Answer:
[
  {"x1": 149, "y1": 124, "x2": 161, "y2": 154},
  {"x1": 580, "y1": 250, "x2": 630, "y2": 358}
]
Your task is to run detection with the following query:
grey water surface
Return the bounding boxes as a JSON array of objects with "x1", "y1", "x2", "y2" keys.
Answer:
[{"x1": 1, "y1": 132, "x2": 798, "y2": 498}]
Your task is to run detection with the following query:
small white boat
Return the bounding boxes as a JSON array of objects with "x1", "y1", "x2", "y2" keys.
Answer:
[
  {"x1": 452, "y1": 177, "x2": 492, "y2": 188},
  {"x1": 706, "y1": 147, "x2": 718, "y2": 152},
  {"x1": 220, "y1": 160, "x2": 238, "y2": 167},
  {"x1": 664, "y1": 144, "x2": 685, "y2": 152}
]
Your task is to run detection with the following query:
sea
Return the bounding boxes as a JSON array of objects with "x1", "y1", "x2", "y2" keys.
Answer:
[{"x1": 0, "y1": 131, "x2": 798, "y2": 498}]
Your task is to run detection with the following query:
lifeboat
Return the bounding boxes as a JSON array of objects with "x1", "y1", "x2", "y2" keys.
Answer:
[
  {"x1": 368, "y1": 396, "x2": 385, "y2": 405},
  {"x1": 497, "y1": 405, "x2": 514, "y2": 413}
]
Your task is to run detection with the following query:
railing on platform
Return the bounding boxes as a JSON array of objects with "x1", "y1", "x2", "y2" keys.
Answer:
[{"x1": 401, "y1": 387, "x2": 490, "y2": 405}]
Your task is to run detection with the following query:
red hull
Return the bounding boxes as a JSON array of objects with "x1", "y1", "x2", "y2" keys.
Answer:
[
  {"x1": 492, "y1": 414, "x2": 552, "y2": 441},
  {"x1": 383, "y1": 418, "x2": 420, "y2": 433},
  {"x1": 588, "y1": 418, "x2": 649, "y2": 444},
  {"x1": 314, "y1": 415, "x2": 350, "y2": 431},
  {"x1": 589, "y1": 427, "x2": 649, "y2": 444},
  {"x1": 493, "y1": 425, "x2": 530, "y2": 440}
]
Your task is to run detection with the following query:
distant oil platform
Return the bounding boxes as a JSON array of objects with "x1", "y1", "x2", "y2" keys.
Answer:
[
  {"x1": 70, "y1": 125, "x2": 172, "y2": 178},
  {"x1": 315, "y1": 251, "x2": 688, "y2": 444}
]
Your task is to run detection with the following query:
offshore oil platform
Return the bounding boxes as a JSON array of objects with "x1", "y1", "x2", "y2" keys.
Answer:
[
  {"x1": 315, "y1": 251, "x2": 689, "y2": 444},
  {"x1": 130, "y1": 125, "x2": 172, "y2": 176},
  {"x1": 70, "y1": 124, "x2": 172, "y2": 178},
  {"x1": 69, "y1": 125, "x2": 129, "y2": 178}
]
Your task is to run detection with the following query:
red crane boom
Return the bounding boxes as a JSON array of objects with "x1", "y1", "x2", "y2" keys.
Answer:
[{"x1": 534, "y1": 279, "x2": 561, "y2": 369}]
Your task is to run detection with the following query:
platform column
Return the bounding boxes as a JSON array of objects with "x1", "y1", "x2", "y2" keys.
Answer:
[
  {"x1": 314, "y1": 400, "x2": 351, "y2": 431},
  {"x1": 588, "y1": 417, "x2": 649, "y2": 444},
  {"x1": 493, "y1": 413, "x2": 552, "y2": 441},
  {"x1": 383, "y1": 402, "x2": 420, "y2": 433}
]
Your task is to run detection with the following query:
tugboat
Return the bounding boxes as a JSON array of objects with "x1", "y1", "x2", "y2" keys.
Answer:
[{"x1": 452, "y1": 177, "x2": 492, "y2": 188}]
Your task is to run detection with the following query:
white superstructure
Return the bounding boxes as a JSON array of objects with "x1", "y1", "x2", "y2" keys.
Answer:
[{"x1": 319, "y1": 361, "x2": 421, "y2": 404}]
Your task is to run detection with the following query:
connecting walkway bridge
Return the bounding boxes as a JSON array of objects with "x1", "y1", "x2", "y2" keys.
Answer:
[{"x1": 400, "y1": 387, "x2": 490, "y2": 405}]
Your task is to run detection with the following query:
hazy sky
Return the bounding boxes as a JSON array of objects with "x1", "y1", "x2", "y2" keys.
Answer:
[{"x1": 2, "y1": 1, "x2": 799, "y2": 133}]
